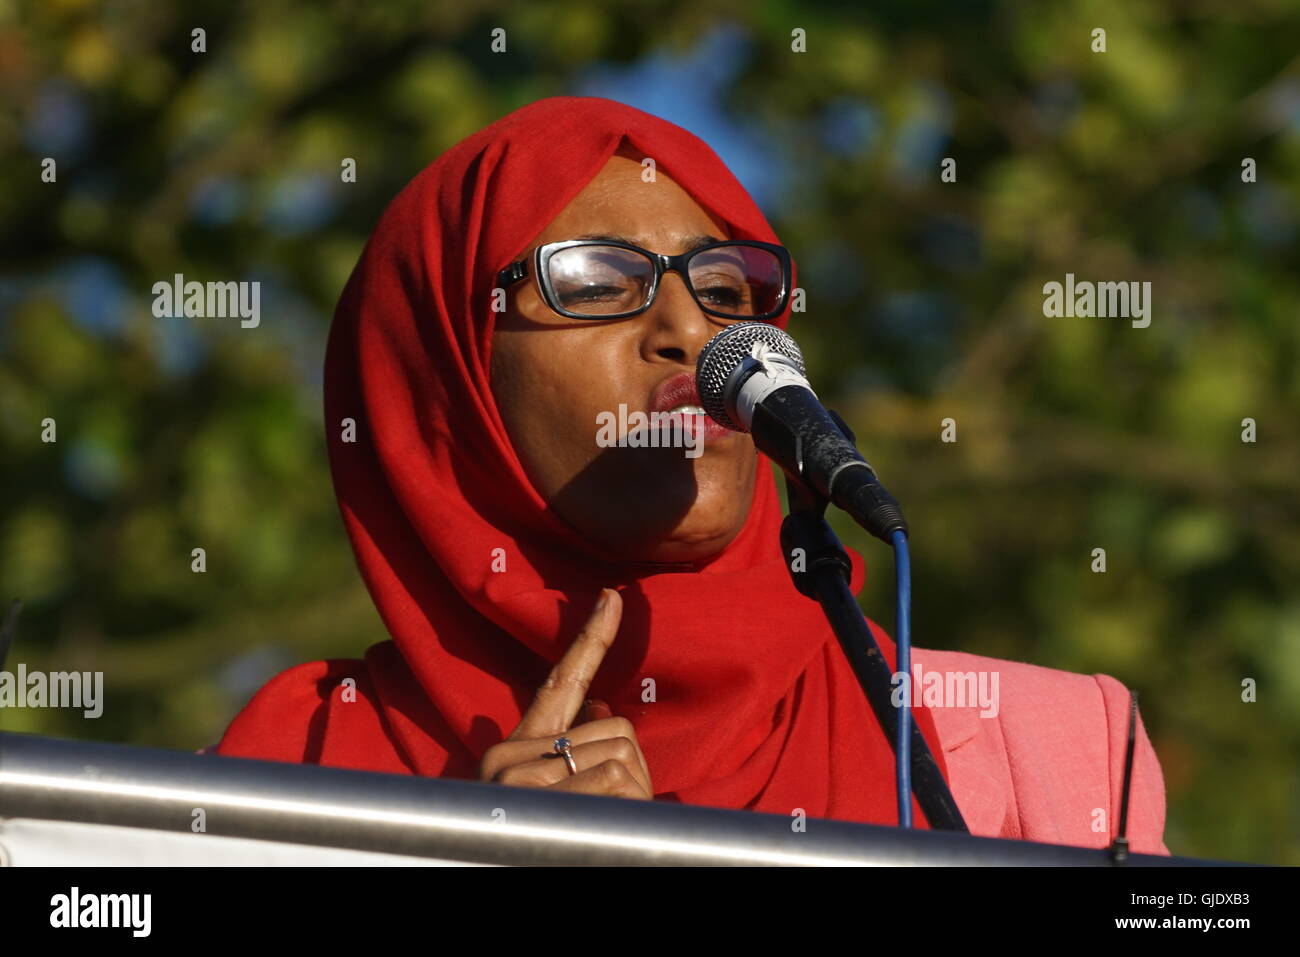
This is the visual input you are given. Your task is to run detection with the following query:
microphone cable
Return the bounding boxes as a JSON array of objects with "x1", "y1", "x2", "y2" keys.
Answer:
[{"x1": 892, "y1": 529, "x2": 913, "y2": 827}]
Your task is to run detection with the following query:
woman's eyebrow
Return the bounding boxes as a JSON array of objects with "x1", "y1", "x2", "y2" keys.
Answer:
[{"x1": 573, "y1": 233, "x2": 725, "y2": 251}]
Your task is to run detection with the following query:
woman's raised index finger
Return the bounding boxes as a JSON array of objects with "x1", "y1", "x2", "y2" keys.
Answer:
[{"x1": 513, "y1": 589, "x2": 622, "y2": 739}]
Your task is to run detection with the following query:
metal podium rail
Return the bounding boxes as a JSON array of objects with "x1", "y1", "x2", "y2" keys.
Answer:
[{"x1": 0, "y1": 732, "x2": 1221, "y2": 867}]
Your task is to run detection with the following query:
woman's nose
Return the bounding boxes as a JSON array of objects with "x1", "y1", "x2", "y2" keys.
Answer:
[{"x1": 640, "y1": 271, "x2": 715, "y2": 364}]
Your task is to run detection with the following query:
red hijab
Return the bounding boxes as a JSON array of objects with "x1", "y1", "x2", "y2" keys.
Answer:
[{"x1": 216, "y1": 95, "x2": 951, "y2": 826}]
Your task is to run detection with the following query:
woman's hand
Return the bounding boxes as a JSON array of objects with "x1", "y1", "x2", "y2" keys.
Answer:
[{"x1": 478, "y1": 588, "x2": 653, "y2": 799}]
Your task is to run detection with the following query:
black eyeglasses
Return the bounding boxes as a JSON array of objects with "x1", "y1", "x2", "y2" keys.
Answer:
[{"x1": 495, "y1": 239, "x2": 792, "y2": 322}]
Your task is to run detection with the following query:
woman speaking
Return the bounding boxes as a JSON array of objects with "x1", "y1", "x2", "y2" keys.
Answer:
[{"x1": 214, "y1": 96, "x2": 1170, "y2": 854}]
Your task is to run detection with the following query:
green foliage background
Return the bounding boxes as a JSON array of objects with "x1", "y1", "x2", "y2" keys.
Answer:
[{"x1": 1, "y1": 0, "x2": 1297, "y2": 863}]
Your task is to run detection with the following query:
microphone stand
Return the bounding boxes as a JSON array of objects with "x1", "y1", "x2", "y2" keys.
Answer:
[{"x1": 778, "y1": 463, "x2": 969, "y2": 833}]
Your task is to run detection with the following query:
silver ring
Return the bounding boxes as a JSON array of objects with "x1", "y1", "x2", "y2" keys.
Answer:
[{"x1": 553, "y1": 736, "x2": 577, "y2": 775}]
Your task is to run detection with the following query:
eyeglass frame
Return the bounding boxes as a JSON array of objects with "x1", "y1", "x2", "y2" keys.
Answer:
[{"x1": 495, "y1": 238, "x2": 793, "y2": 322}]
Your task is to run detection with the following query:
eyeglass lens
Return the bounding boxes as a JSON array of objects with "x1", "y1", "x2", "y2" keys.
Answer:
[{"x1": 546, "y1": 244, "x2": 783, "y2": 317}]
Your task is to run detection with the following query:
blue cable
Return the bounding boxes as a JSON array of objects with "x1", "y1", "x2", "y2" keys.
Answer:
[{"x1": 891, "y1": 528, "x2": 912, "y2": 828}]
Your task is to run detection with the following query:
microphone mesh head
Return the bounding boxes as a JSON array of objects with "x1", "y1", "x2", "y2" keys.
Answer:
[{"x1": 696, "y1": 322, "x2": 806, "y2": 431}]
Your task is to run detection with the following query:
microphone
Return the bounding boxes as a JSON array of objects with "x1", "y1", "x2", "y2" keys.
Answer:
[{"x1": 696, "y1": 322, "x2": 908, "y2": 544}]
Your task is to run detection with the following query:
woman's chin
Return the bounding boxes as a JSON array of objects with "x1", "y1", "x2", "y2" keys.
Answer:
[
  {"x1": 620, "y1": 466, "x2": 756, "y2": 563},
  {"x1": 600, "y1": 513, "x2": 748, "y2": 566},
  {"x1": 547, "y1": 443, "x2": 757, "y2": 565}
]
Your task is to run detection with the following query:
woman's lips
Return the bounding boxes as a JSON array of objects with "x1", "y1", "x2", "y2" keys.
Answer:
[
  {"x1": 649, "y1": 371, "x2": 703, "y2": 414},
  {"x1": 668, "y1": 410, "x2": 734, "y2": 444},
  {"x1": 647, "y1": 372, "x2": 737, "y2": 445}
]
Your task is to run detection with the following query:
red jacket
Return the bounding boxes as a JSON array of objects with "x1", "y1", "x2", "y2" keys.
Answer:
[
  {"x1": 911, "y1": 646, "x2": 1170, "y2": 854},
  {"x1": 212, "y1": 642, "x2": 1172, "y2": 856}
]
